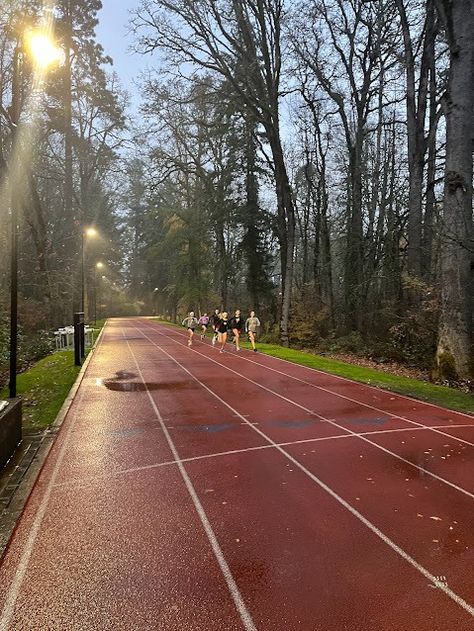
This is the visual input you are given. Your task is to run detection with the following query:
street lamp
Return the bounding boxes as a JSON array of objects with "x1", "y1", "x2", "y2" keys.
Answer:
[
  {"x1": 8, "y1": 29, "x2": 61, "y2": 399},
  {"x1": 81, "y1": 226, "x2": 98, "y2": 319}
]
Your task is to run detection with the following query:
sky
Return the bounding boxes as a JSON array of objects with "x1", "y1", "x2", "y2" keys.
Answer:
[{"x1": 95, "y1": 0, "x2": 151, "y2": 112}]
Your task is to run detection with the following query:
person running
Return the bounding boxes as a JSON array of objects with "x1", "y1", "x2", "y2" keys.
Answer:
[
  {"x1": 209, "y1": 308, "x2": 220, "y2": 346},
  {"x1": 182, "y1": 311, "x2": 198, "y2": 346},
  {"x1": 245, "y1": 311, "x2": 261, "y2": 352},
  {"x1": 216, "y1": 311, "x2": 230, "y2": 353},
  {"x1": 229, "y1": 309, "x2": 245, "y2": 351},
  {"x1": 198, "y1": 313, "x2": 210, "y2": 340}
]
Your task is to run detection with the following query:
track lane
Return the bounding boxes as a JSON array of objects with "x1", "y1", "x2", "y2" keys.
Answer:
[
  {"x1": 141, "y1": 323, "x2": 474, "y2": 500},
  {"x1": 0, "y1": 317, "x2": 472, "y2": 630},
  {"x1": 143, "y1": 319, "x2": 473, "y2": 435},
  {"x1": 131, "y1": 321, "x2": 474, "y2": 624},
  {"x1": 0, "y1": 321, "x2": 253, "y2": 630}
]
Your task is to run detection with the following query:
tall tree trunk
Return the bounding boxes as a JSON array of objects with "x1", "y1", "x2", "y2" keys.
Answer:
[
  {"x1": 345, "y1": 137, "x2": 364, "y2": 330},
  {"x1": 436, "y1": 0, "x2": 474, "y2": 379},
  {"x1": 265, "y1": 123, "x2": 295, "y2": 346}
]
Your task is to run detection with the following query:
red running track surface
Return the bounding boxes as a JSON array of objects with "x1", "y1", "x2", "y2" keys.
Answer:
[{"x1": 0, "y1": 318, "x2": 473, "y2": 630}]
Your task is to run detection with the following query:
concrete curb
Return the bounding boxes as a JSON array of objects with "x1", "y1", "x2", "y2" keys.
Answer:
[{"x1": 0, "y1": 323, "x2": 107, "y2": 557}]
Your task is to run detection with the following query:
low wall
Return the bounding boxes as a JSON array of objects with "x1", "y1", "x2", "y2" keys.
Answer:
[{"x1": 0, "y1": 399, "x2": 22, "y2": 469}]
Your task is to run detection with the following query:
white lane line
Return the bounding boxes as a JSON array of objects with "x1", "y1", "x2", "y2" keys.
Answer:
[
  {"x1": 152, "y1": 320, "x2": 474, "y2": 422},
  {"x1": 122, "y1": 329, "x2": 257, "y2": 631},
  {"x1": 0, "y1": 327, "x2": 108, "y2": 631},
  {"x1": 139, "y1": 326, "x2": 474, "y2": 501},
  {"x1": 221, "y1": 348, "x2": 474, "y2": 447},
  {"x1": 51, "y1": 422, "x2": 471, "y2": 491},
  {"x1": 132, "y1": 326, "x2": 474, "y2": 619},
  {"x1": 144, "y1": 321, "x2": 474, "y2": 445}
]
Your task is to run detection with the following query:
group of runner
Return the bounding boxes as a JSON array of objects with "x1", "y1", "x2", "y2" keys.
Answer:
[{"x1": 181, "y1": 309, "x2": 261, "y2": 353}]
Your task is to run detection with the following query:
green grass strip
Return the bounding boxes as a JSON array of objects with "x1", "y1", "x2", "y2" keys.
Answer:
[
  {"x1": 0, "y1": 351, "x2": 81, "y2": 430},
  {"x1": 245, "y1": 344, "x2": 474, "y2": 414},
  {"x1": 0, "y1": 321, "x2": 106, "y2": 430},
  {"x1": 153, "y1": 319, "x2": 473, "y2": 414}
]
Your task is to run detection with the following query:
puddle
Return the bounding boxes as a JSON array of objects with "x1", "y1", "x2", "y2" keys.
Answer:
[{"x1": 103, "y1": 381, "x2": 162, "y2": 392}]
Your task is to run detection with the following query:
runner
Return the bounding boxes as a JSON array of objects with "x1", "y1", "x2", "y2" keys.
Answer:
[
  {"x1": 245, "y1": 310, "x2": 261, "y2": 352},
  {"x1": 216, "y1": 311, "x2": 230, "y2": 353},
  {"x1": 198, "y1": 313, "x2": 210, "y2": 340},
  {"x1": 209, "y1": 308, "x2": 220, "y2": 346},
  {"x1": 182, "y1": 311, "x2": 198, "y2": 347},
  {"x1": 229, "y1": 309, "x2": 245, "y2": 351}
]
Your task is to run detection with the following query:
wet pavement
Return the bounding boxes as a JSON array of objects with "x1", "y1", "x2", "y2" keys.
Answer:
[{"x1": 0, "y1": 318, "x2": 472, "y2": 630}]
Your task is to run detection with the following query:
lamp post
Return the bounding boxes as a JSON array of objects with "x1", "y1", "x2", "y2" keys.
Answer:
[
  {"x1": 8, "y1": 30, "x2": 61, "y2": 399},
  {"x1": 81, "y1": 226, "x2": 98, "y2": 320}
]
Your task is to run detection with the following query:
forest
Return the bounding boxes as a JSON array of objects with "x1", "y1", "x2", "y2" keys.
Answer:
[{"x1": 0, "y1": 0, "x2": 473, "y2": 386}]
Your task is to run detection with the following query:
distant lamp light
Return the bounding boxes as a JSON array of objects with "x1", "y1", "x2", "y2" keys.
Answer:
[
  {"x1": 96, "y1": 261, "x2": 104, "y2": 269},
  {"x1": 85, "y1": 227, "x2": 98, "y2": 238}
]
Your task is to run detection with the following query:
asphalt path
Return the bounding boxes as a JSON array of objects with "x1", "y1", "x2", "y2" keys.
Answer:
[{"x1": 0, "y1": 318, "x2": 472, "y2": 630}]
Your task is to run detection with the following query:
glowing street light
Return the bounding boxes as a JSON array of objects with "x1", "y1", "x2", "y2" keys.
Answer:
[
  {"x1": 25, "y1": 30, "x2": 63, "y2": 69},
  {"x1": 8, "y1": 28, "x2": 62, "y2": 399}
]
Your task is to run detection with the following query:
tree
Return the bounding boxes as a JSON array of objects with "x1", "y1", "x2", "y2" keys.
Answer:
[
  {"x1": 133, "y1": 0, "x2": 296, "y2": 344},
  {"x1": 435, "y1": 0, "x2": 474, "y2": 379}
]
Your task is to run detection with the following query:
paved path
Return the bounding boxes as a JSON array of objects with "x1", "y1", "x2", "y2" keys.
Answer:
[{"x1": 0, "y1": 318, "x2": 473, "y2": 630}]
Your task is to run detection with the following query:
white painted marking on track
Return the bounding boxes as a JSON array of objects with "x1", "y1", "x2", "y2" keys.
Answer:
[
  {"x1": 122, "y1": 330, "x2": 257, "y2": 631},
  {"x1": 148, "y1": 320, "x2": 474, "y2": 442},
  {"x1": 142, "y1": 325, "x2": 474, "y2": 501},
  {"x1": 0, "y1": 324, "x2": 109, "y2": 631},
  {"x1": 132, "y1": 324, "x2": 474, "y2": 619},
  {"x1": 50, "y1": 422, "x2": 471, "y2": 491}
]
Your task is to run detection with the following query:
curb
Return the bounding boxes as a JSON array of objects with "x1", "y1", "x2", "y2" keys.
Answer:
[{"x1": 0, "y1": 323, "x2": 107, "y2": 557}]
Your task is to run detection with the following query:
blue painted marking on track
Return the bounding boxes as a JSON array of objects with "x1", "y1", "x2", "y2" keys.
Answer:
[
  {"x1": 174, "y1": 423, "x2": 235, "y2": 433},
  {"x1": 272, "y1": 420, "x2": 316, "y2": 429},
  {"x1": 345, "y1": 418, "x2": 388, "y2": 426}
]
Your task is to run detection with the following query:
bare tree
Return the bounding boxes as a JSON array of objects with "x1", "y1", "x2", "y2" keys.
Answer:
[{"x1": 132, "y1": 0, "x2": 296, "y2": 344}]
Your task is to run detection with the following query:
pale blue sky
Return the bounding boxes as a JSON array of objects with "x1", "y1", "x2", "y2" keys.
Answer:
[{"x1": 96, "y1": 0, "x2": 150, "y2": 111}]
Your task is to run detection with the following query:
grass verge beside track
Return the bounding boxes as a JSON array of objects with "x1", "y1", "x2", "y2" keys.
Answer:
[
  {"x1": 152, "y1": 318, "x2": 473, "y2": 414},
  {"x1": 0, "y1": 320, "x2": 106, "y2": 430},
  {"x1": 0, "y1": 351, "x2": 81, "y2": 430}
]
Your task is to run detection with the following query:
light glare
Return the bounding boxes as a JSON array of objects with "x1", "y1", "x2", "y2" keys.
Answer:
[{"x1": 26, "y1": 31, "x2": 62, "y2": 69}]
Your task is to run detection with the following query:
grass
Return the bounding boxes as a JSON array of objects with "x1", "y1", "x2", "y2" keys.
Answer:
[
  {"x1": 240, "y1": 343, "x2": 474, "y2": 414},
  {"x1": 0, "y1": 351, "x2": 81, "y2": 430},
  {"x1": 152, "y1": 318, "x2": 473, "y2": 414},
  {"x1": 0, "y1": 320, "x2": 107, "y2": 431}
]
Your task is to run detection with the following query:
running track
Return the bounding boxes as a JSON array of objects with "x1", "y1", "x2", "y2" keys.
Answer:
[{"x1": 0, "y1": 318, "x2": 473, "y2": 630}]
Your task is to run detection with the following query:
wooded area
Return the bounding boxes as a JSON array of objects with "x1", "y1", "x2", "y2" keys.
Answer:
[{"x1": 0, "y1": 0, "x2": 473, "y2": 384}]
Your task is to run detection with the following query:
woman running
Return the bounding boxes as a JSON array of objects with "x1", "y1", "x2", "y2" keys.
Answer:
[
  {"x1": 245, "y1": 311, "x2": 261, "y2": 352},
  {"x1": 182, "y1": 311, "x2": 198, "y2": 346},
  {"x1": 229, "y1": 309, "x2": 245, "y2": 351},
  {"x1": 216, "y1": 311, "x2": 230, "y2": 353},
  {"x1": 209, "y1": 309, "x2": 220, "y2": 346},
  {"x1": 198, "y1": 313, "x2": 210, "y2": 340}
]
